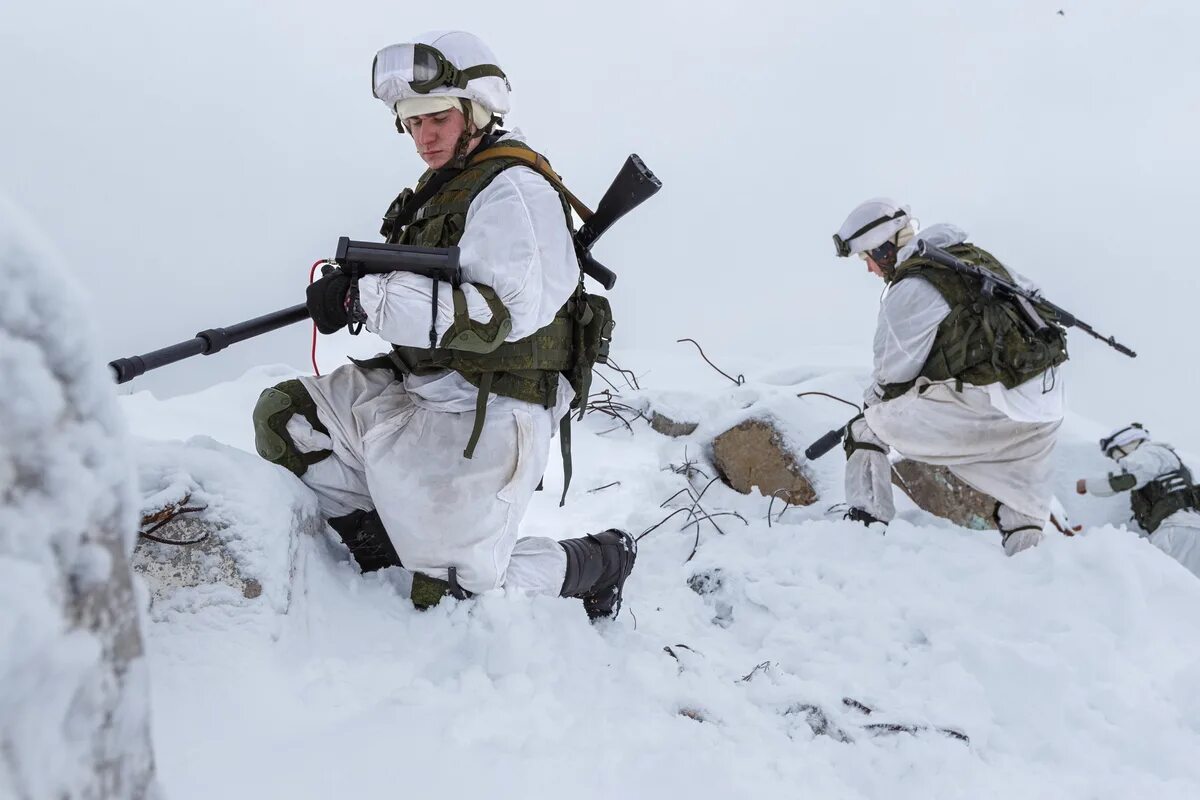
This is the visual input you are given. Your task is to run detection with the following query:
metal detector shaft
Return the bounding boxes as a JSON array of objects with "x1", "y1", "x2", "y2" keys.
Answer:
[
  {"x1": 109, "y1": 304, "x2": 310, "y2": 384},
  {"x1": 109, "y1": 241, "x2": 462, "y2": 384}
]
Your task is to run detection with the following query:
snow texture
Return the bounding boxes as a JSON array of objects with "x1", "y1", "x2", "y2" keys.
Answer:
[
  {"x1": 119, "y1": 355, "x2": 1200, "y2": 800},
  {"x1": 0, "y1": 193, "x2": 158, "y2": 799}
]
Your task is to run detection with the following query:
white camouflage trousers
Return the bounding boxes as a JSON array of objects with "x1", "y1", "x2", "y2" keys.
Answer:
[
  {"x1": 290, "y1": 363, "x2": 567, "y2": 595},
  {"x1": 1147, "y1": 511, "x2": 1200, "y2": 580},
  {"x1": 845, "y1": 380, "x2": 1061, "y2": 556}
]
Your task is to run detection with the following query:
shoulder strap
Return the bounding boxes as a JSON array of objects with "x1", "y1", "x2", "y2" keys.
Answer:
[{"x1": 468, "y1": 146, "x2": 594, "y2": 222}]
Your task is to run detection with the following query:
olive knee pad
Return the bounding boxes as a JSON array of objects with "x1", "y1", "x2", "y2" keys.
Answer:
[{"x1": 252, "y1": 379, "x2": 331, "y2": 476}]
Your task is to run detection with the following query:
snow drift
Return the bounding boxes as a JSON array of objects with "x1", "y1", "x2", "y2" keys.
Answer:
[
  {"x1": 0, "y1": 194, "x2": 158, "y2": 799},
  {"x1": 120, "y1": 353, "x2": 1200, "y2": 800}
]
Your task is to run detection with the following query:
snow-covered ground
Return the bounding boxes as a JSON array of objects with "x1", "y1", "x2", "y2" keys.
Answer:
[{"x1": 122, "y1": 354, "x2": 1200, "y2": 800}]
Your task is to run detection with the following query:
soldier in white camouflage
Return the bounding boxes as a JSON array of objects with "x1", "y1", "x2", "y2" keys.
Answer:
[
  {"x1": 832, "y1": 198, "x2": 1068, "y2": 555},
  {"x1": 1077, "y1": 424, "x2": 1200, "y2": 579},
  {"x1": 252, "y1": 31, "x2": 634, "y2": 618}
]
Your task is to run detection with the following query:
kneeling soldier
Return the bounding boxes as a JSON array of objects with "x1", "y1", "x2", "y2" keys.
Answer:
[
  {"x1": 253, "y1": 31, "x2": 634, "y2": 618},
  {"x1": 832, "y1": 198, "x2": 1068, "y2": 555}
]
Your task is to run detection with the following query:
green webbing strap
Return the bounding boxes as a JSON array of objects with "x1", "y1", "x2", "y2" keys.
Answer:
[
  {"x1": 844, "y1": 414, "x2": 888, "y2": 457},
  {"x1": 463, "y1": 371, "x2": 494, "y2": 459},
  {"x1": 455, "y1": 64, "x2": 507, "y2": 88},
  {"x1": 559, "y1": 413, "x2": 572, "y2": 507},
  {"x1": 880, "y1": 380, "x2": 914, "y2": 401},
  {"x1": 440, "y1": 284, "x2": 512, "y2": 354},
  {"x1": 350, "y1": 353, "x2": 402, "y2": 372}
]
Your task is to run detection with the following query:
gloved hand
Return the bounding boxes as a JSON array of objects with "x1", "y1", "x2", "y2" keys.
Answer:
[{"x1": 306, "y1": 270, "x2": 353, "y2": 334}]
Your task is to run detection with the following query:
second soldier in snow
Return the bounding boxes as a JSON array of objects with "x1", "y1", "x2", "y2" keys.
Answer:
[
  {"x1": 831, "y1": 199, "x2": 1068, "y2": 555},
  {"x1": 1077, "y1": 423, "x2": 1200, "y2": 579}
]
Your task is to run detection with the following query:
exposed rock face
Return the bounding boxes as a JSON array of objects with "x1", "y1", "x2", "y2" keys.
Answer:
[
  {"x1": 711, "y1": 418, "x2": 817, "y2": 506},
  {"x1": 890, "y1": 460, "x2": 997, "y2": 530},
  {"x1": 0, "y1": 194, "x2": 158, "y2": 799},
  {"x1": 131, "y1": 437, "x2": 325, "y2": 620},
  {"x1": 131, "y1": 497, "x2": 323, "y2": 615},
  {"x1": 650, "y1": 411, "x2": 699, "y2": 438},
  {"x1": 134, "y1": 513, "x2": 265, "y2": 603}
]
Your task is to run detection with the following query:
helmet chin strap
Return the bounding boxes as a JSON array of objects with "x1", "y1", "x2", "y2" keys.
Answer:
[{"x1": 449, "y1": 99, "x2": 494, "y2": 168}]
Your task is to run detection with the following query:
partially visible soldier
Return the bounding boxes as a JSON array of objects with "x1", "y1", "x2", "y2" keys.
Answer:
[
  {"x1": 832, "y1": 198, "x2": 1068, "y2": 555},
  {"x1": 1077, "y1": 424, "x2": 1200, "y2": 578},
  {"x1": 252, "y1": 30, "x2": 635, "y2": 618}
]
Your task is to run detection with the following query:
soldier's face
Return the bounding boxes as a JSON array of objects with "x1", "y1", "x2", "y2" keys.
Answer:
[
  {"x1": 863, "y1": 254, "x2": 887, "y2": 279},
  {"x1": 405, "y1": 108, "x2": 468, "y2": 169}
]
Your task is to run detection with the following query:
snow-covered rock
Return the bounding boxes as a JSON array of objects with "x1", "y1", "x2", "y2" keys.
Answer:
[
  {"x1": 0, "y1": 194, "x2": 158, "y2": 799},
  {"x1": 132, "y1": 436, "x2": 324, "y2": 622}
]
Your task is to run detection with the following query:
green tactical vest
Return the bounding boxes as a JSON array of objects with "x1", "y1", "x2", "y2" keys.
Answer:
[
  {"x1": 881, "y1": 243, "x2": 1068, "y2": 399},
  {"x1": 1130, "y1": 452, "x2": 1200, "y2": 533},
  {"x1": 364, "y1": 140, "x2": 614, "y2": 501}
]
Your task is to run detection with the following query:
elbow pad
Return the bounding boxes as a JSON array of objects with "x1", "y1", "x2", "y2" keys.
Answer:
[{"x1": 1108, "y1": 472, "x2": 1137, "y2": 493}]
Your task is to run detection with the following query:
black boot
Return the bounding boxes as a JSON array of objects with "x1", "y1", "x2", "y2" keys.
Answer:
[
  {"x1": 327, "y1": 509, "x2": 403, "y2": 573},
  {"x1": 844, "y1": 507, "x2": 885, "y2": 528},
  {"x1": 559, "y1": 529, "x2": 637, "y2": 620}
]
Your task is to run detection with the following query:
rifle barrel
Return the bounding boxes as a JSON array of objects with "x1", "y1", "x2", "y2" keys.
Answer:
[{"x1": 914, "y1": 240, "x2": 1136, "y2": 358}]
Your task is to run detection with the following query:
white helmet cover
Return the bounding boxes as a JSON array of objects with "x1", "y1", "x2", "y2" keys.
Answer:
[
  {"x1": 1100, "y1": 423, "x2": 1150, "y2": 456},
  {"x1": 373, "y1": 30, "x2": 511, "y2": 119},
  {"x1": 834, "y1": 198, "x2": 913, "y2": 257}
]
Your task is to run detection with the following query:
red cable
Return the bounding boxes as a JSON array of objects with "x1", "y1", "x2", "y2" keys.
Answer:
[{"x1": 309, "y1": 260, "x2": 326, "y2": 376}]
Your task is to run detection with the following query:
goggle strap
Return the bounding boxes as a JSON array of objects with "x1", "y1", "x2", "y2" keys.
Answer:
[
  {"x1": 843, "y1": 209, "x2": 908, "y2": 250},
  {"x1": 456, "y1": 63, "x2": 508, "y2": 88}
]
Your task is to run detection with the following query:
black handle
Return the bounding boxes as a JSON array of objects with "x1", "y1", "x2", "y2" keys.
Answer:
[
  {"x1": 805, "y1": 427, "x2": 847, "y2": 461},
  {"x1": 579, "y1": 252, "x2": 617, "y2": 290}
]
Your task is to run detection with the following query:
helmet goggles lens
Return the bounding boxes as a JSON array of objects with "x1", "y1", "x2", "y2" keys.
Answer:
[
  {"x1": 832, "y1": 233, "x2": 851, "y2": 258},
  {"x1": 372, "y1": 42, "x2": 508, "y2": 107},
  {"x1": 1100, "y1": 423, "x2": 1145, "y2": 456}
]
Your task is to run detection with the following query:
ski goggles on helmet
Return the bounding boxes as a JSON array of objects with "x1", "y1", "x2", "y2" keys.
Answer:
[
  {"x1": 372, "y1": 43, "x2": 508, "y2": 104},
  {"x1": 1099, "y1": 423, "x2": 1147, "y2": 456},
  {"x1": 833, "y1": 209, "x2": 909, "y2": 258}
]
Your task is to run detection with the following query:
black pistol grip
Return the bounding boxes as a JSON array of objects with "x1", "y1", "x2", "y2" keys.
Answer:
[{"x1": 580, "y1": 252, "x2": 617, "y2": 291}]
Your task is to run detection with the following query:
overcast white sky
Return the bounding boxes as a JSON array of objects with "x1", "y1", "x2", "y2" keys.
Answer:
[{"x1": 2, "y1": 0, "x2": 1198, "y2": 449}]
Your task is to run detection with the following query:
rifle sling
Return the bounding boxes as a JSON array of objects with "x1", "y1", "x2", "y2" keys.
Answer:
[{"x1": 468, "y1": 146, "x2": 594, "y2": 222}]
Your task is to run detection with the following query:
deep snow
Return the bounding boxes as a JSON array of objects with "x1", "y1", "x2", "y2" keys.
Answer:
[{"x1": 122, "y1": 354, "x2": 1200, "y2": 800}]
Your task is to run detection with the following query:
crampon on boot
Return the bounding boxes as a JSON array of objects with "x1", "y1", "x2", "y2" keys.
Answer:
[
  {"x1": 559, "y1": 529, "x2": 637, "y2": 620},
  {"x1": 327, "y1": 509, "x2": 403, "y2": 573}
]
